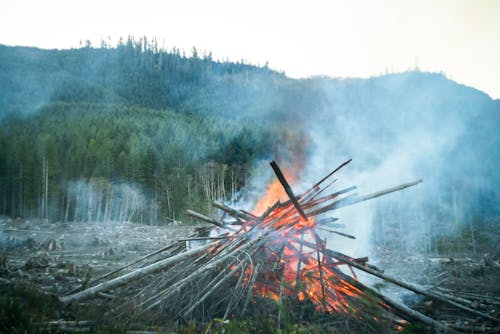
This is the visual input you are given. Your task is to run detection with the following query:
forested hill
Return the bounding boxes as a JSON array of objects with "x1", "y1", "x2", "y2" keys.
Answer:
[
  {"x1": 1, "y1": 41, "x2": 499, "y2": 238},
  {"x1": 0, "y1": 39, "x2": 307, "y2": 223},
  {"x1": 0, "y1": 41, "x2": 293, "y2": 121}
]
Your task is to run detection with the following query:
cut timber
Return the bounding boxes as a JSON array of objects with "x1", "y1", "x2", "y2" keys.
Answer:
[
  {"x1": 307, "y1": 180, "x2": 422, "y2": 216},
  {"x1": 187, "y1": 209, "x2": 225, "y2": 228},
  {"x1": 297, "y1": 238, "x2": 500, "y2": 324},
  {"x1": 59, "y1": 242, "x2": 215, "y2": 304},
  {"x1": 213, "y1": 201, "x2": 254, "y2": 221},
  {"x1": 270, "y1": 160, "x2": 308, "y2": 222},
  {"x1": 90, "y1": 242, "x2": 180, "y2": 287},
  {"x1": 312, "y1": 158, "x2": 352, "y2": 189},
  {"x1": 317, "y1": 227, "x2": 356, "y2": 239},
  {"x1": 335, "y1": 270, "x2": 451, "y2": 333}
]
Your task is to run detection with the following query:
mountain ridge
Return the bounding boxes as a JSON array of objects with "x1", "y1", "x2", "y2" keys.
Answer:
[{"x1": 0, "y1": 43, "x2": 498, "y2": 235}]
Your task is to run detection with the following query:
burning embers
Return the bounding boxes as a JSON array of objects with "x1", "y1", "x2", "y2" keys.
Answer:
[{"x1": 203, "y1": 159, "x2": 417, "y2": 321}]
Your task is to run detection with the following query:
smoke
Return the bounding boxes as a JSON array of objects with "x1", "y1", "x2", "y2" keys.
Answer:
[
  {"x1": 65, "y1": 179, "x2": 147, "y2": 223},
  {"x1": 298, "y1": 71, "x2": 499, "y2": 260},
  {"x1": 241, "y1": 71, "x2": 499, "y2": 263}
]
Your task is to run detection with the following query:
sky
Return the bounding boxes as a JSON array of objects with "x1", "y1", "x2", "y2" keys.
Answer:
[{"x1": 2, "y1": 0, "x2": 500, "y2": 99}]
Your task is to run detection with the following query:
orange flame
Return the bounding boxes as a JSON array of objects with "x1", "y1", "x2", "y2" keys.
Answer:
[
  {"x1": 252, "y1": 169, "x2": 296, "y2": 215},
  {"x1": 229, "y1": 162, "x2": 398, "y2": 328}
]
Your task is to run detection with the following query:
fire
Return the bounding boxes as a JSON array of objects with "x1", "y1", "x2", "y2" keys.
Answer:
[
  {"x1": 198, "y1": 159, "x2": 416, "y2": 330},
  {"x1": 246, "y1": 165, "x2": 366, "y2": 315},
  {"x1": 250, "y1": 226, "x2": 365, "y2": 314},
  {"x1": 252, "y1": 168, "x2": 296, "y2": 216}
]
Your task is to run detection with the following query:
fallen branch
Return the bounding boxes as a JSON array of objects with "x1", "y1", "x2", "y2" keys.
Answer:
[{"x1": 60, "y1": 242, "x2": 215, "y2": 304}]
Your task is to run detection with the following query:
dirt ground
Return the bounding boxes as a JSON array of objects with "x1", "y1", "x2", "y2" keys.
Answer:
[
  {"x1": 1, "y1": 216, "x2": 499, "y2": 333},
  {"x1": 0, "y1": 217, "x2": 199, "y2": 295}
]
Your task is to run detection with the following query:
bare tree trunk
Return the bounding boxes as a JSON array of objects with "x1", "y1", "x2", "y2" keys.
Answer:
[
  {"x1": 1, "y1": 193, "x2": 6, "y2": 216},
  {"x1": 19, "y1": 163, "x2": 23, "y2": 218},
  {"x1": 11, "y1": 180, "x2": 16, "y2": 217},
  {"x1": 64, "y1": 193, "x2": 70, "y2": 223},
  {"x1": 44, "y1": 155, "x2": 48, "y2": 219},
  {"x1": 154, "y1": 178, "x2": 158, "y2": 225},
  {"x1": 95, "y1": 189, "x2": 102, "y2": 222},
  {"x1": 103, "y1": 187, "x2": 111, "y2": 222},
  {"x1": 381, "y1": 204, "x2": 386, "y2": 247},
  {"x1": 74, "y1": 182, "x2": 81, "y2": 221},
  {"x1": 397, "y1": 195, "x2": 405, "y2": 253},
  {"x1": 41, "y1": 154, "x2": 45, "y2": 219},
  {"x1": 230, "y1": 167, "x2": 236, "y2": 205},
  {"x1": 121, "y1": 191, "x2": 129, "y2": 222},
  {"x1": 87, "y1": 184, "x2": 93, "y2": 222},
  {"x1": 469, "y1": 220, "x2": 477, "y2": 255},
  {"x1": 452, "y1": 185, "x2": 458, "y2": 235},
  {"x1": 165, "y1": 182, "x2": 171, "y2": 215}
]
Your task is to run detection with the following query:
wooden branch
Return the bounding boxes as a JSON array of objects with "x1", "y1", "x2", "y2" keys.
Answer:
[
  {"x1": 212, "y1": 201, "x2": 254, "y2": 221},
  {"x1": 338, "y1": 179, "x2": 422, "y2": 209},
  {"x1": 296, "y1": 238, "x2": 500, "y2": 323},
  {"x1": 59, "y1": 242, "x2": 215, "y2": 304},
  {"x1": 270, "y1": 160, "x2": 308, "y2": 222},
  {"x1": 186, "y1": 209, "x2": 224, "y2": 228},
  {"x1": 307, "y1": 180, "x2": 421, "y2": 216},
  {"x1": 307, "y1": 193, "x2": 358, "y2": 216},
  {"x1": 327, "y1": 261, "x2": 451, "y2": 332},
  {"x1": 88, "y1": 242, "x2": 180, "y2": 286},
  {"x1": 365, "y1": 284, "x2": 451, "y2": 333},
  {"x1": 314, "y1": 237, "x2": 328, "y2": 311},
  {"x1": 316, "y1": 227, "x2": 356, "y2": 239},
  {"x1": 312, "y1": 158, "x2": 352, "y2": 189},
  {"x1": 178, "y1": 236, "x2": 229, "y2": 241},
  {"x1": 304, "y1": 186, "x2": 357, "y2": 208},
  {"x1": 295, "y1": 230, "x2": 305, "y2": 288},
  {"x1": 305, "y1": 178, "x2": 337, "y2": 202},
  {"x1": 183, "y1": 259, "x2": 248, "y2": 318}
]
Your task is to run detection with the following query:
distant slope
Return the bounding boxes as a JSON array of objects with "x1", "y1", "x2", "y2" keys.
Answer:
[
  {"x1": 0, "y1": 42, "x2": 287, "y2": 120},
  {"x1": 0, "y1": 42, "x2": 499, "y2": 240}
]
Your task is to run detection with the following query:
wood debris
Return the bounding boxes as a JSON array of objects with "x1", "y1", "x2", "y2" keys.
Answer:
[{"x1": 57, "y1": 160, "x2": 500, "y2": 332}]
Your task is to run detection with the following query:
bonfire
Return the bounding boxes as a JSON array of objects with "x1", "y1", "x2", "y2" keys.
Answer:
[{"x1": 59, "y1": 159, "x2": 498, "y2": 332}]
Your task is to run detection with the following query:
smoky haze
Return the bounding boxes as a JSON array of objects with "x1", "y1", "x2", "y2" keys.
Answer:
[
  {"x1": 290, "y1": 72, "x2": 500, "y2": 258},
  {"x1": 1, "y1": 45, "x2": 499, "y2": 255}
]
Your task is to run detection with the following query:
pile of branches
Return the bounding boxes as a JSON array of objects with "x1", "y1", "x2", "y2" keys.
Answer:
[{"x1": 59, "y1": 160, "x2": 499, "y2": 333}]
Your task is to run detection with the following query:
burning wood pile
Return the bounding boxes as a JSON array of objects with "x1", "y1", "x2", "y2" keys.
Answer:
[{"x1": 59, "y1": 160, "x2": 499, "y2": 332}]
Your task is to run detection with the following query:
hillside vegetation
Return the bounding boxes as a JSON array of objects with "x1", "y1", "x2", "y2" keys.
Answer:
[{"x1": 0, "y1": 39, "x2": 499, "y2": 254}]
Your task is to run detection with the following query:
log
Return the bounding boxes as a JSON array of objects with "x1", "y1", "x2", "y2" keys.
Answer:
[
  {"x1": 305, "y1": 178, "x2": 337, "y2": 202},
  {"x1": 186, "y1": 209, "x2": 225, "y2": 228},
  {"x1": 296, "y1": 238, "x2": 500, "y2": 323},
  {"x1": 303, "y1": 186, "x2": 357, "y2": 208},
  {"x1": 241, "y1": 262, "x2": 261, "y2": 316},
  {"x1": 212, "y1": 201, "x2": 255, "y2": 221},
  {"x1": 183, "y1": 258, "x2": 248, "y2": 318},
  {"x1": 240, "y1": 210, "x2": 257, "y2": 218},
  {"x1": 316, "y1": 227, "x2": 356, "y2": 239},
  {"x1": 140, "y1": 236, "x2": 261, "y2": 311},
  {"x1": 327, "y1": 262, "x2": 451, "y2": 332},
  {"x1": 344, "y1": 179, "x2": 422, "y2": 206},
  {"x1": 96, "y1": 242, "x2": 180, "y2": 282},
  {"x1": 307, "y1": 180, "x2": 421, "y2": 216},
  {"x1": 59, "y1": 242, "x2": 215, "y2": 304},
  {"x1": 311, "y1": 158, "x2": 352, "y2": 189},
  {"x1": 178, "y1": 236, "x2": 229, "y2": 241},
  {"x1": 366, "y1": 285, "x2": 451, "y2": 333},
  {"x1": 270, "y1": 160, "x2": 308, "y2": 222},
  {"x1": 307, "y1": 193, "x2": 358, "y2": 216}
]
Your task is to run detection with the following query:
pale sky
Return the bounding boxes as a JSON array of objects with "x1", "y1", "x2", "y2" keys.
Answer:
[{"x1": 2, "y1": 0, "x2": 500, "y2": 98}]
